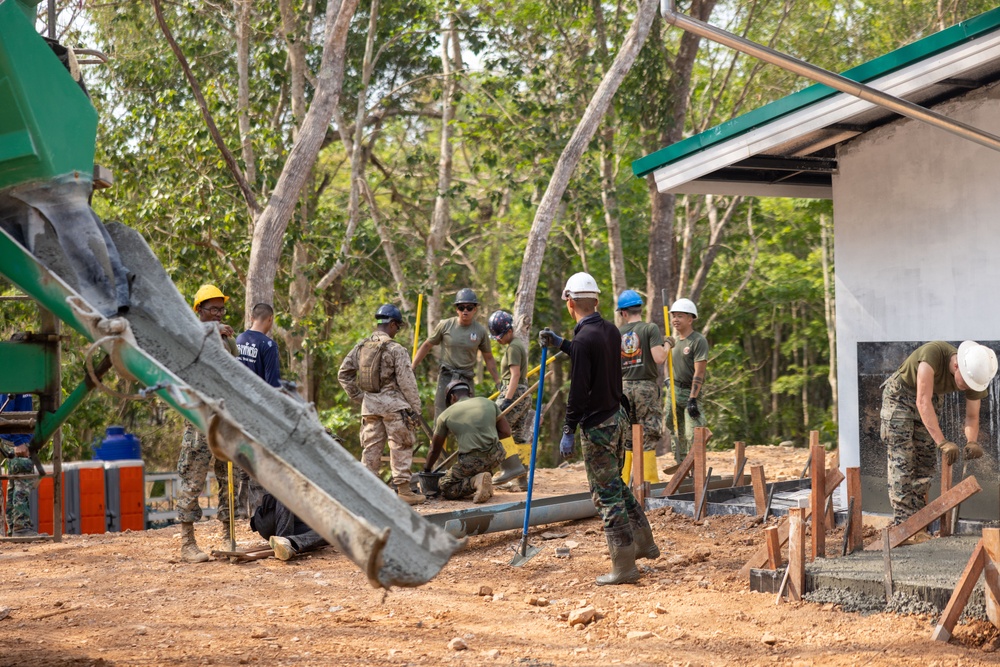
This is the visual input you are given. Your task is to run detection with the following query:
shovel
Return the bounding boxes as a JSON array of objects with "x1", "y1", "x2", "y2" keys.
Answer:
[{"x1": 510, "y1": 345, "x2": 549, "y2": 567}]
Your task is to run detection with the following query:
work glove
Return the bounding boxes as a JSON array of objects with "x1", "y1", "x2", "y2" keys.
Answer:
[
  {"x1": 965, "y1": 441, "x2": 985, "y2": 461},
  {"x1": 664, "y1": 335, "x2": 676, "y2": 349},
  {"x1": 559, "y1": 432, "x2": 575, "y2": 458},
  {"x1": 499, "y1": 397, "x2": 514, "y2": 412},
  {"x1": 938, "y1": 440, "x2": 959, "y2": 466},
  {"x1": 686, "y1": 396, "x2": 701, "y2": 419},
  {"x1": 538, "y1": 328, "x2": 563, "y2": 350}
]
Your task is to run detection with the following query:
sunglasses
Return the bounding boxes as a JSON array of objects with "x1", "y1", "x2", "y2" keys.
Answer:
[{"x1": 455, "y1": 304, "x2": 476, "y2": 312}]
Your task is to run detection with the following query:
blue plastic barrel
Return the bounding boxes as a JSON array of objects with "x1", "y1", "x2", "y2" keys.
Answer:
[{"x1": 93, "y1": 426, "x2": 141, "y2": 461}]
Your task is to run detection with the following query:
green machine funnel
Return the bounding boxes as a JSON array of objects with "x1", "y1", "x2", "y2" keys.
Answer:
[{"x1": 0, "y1": 0, "x2": 98, "y2": 190}]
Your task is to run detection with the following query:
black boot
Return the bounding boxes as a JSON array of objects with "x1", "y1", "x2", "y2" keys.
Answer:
[
  {"x1": 596, "y1": 528, "x2": 641, "y2": 586},
  {"x1": 630, "y1": 512, "x2": 660, "y2": 560}
]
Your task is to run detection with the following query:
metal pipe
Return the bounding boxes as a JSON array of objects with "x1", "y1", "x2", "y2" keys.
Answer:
[{"x1": 659, "y1": 0, "x2": 1000, "y2": 153}]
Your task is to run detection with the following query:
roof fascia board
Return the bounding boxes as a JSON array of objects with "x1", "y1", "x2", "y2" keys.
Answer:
[
  {"x1": 652, "y1": 31, "x2": 1000, "y2": 192},
  {"x1": 633, "y1": 7, "x2": 1000, "y2": 178},
  {"x1": 668, "y1": 179, "x2": 832, "y2": 199}
]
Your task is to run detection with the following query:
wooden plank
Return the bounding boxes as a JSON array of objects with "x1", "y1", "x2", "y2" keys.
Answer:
[
  {"x1": 787, "y1": 508, "x2": 806, "y2": 601},
  {"x1": 866, "y1": 475, "x2": 982, "y2": 551},
  {"x1": 664, "y1": 450, "x2": 694, "y2": 496},
  {"x1": 733, "y1": 441, "x2": 746, "y2": 482},
  {"x1": 939, "y1": 458, "x2": 954, "y2": 537},
  {"x1": 846, "y1": 467, "x2": 862, "y2": 553},
  {"x1": 882, "y1": 528, "x2": 893, "y2": 602},
  {"x1": 740, "y1": 467, "x2": 844, "y2": 577},
  {"x1": 984, "y1": 527, "x2": 1000, "y2": 629},
  {"x1": 931, "y1": 541, "x2": 986, "y2": 642},
  {"x1": 750, "y1": 465, "x2": 767, "y2": 517},
  {"x1": 631, "y1": 424, "x2": 644, "y2": 506},
  {"x1": 810, "y1": 437, "x2": 825, "y2": 561},
  {"x1": 765, "y1": 526, "x2": 781, "y2": 570},
  {"x1": 693, "y1": 427, "x2": 709, "y2": 523}
]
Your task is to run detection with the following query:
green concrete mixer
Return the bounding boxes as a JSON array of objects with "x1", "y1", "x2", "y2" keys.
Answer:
[{"x1": 0, "y1": 0, "x2": 460, "y2": 587}]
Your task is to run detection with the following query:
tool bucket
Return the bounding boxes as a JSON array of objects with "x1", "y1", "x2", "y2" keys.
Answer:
[
  {"x1": 0, "y1": 0, "x2": 97, "y2": 190},
  {"x1": 417, "y1": 471, "x2": 445, "y2": 498}
]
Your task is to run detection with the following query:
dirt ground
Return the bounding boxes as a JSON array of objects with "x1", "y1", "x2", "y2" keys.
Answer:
[{"x1": 2, "y1": 445, "x2": 998, "y2": 667}]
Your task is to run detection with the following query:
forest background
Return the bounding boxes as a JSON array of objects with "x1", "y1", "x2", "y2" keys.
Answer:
[{"x1": 3, "y1": 0, "x2": 995, "y2": 472}]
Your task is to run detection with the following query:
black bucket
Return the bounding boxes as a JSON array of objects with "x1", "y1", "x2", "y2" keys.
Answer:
[{"x1": 417, "y1": 471, "x2": 445, "y2": 498}]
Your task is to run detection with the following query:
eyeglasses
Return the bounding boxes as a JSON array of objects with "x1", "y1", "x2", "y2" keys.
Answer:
[
  {"x1": 201, "y1": 306, "x2": 227, "y2": 316},
  {"x1": 455, "y1": 304, "x2": 476, "y2": 312}
]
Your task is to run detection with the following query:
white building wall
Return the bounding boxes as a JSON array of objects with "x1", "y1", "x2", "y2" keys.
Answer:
[{"x1": 832, "y1": 80, "x2": 1000, "y2": 471}]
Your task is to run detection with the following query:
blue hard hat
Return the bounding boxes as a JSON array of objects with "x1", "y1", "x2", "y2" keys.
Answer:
[
  {"x1": 616, "y1": 290, "x2": 643, "y2": 310},
  {"x1": 375, "y1": 304, "x2": 404, "y2": 324},
  {"x1": 487, "y1": 310, "x2": 514, "y2": 340}
]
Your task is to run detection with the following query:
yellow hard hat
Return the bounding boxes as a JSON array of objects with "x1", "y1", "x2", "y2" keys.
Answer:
[{"x1": 192, "y1": 284, "x2": 229, "y2": 312}]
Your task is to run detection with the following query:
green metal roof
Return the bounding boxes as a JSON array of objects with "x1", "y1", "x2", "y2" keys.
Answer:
[{"x1": 632, "y1": 7, "x2": 1000, "y2": 178}]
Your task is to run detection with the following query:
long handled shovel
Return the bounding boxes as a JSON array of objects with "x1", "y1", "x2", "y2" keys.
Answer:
[{"x1": 510, "y1": 345, "x2": 549, "y2": 567}]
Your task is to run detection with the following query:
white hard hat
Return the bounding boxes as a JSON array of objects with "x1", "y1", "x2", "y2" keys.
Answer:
[
  {"x1": 957, "y1": 341, "x2": 998, "y2": 392},
  {"x1": 669, "y1": 298, "x2": 698, "y2": 319},
  {"x1": 562, "y1": 272, "x2": 601, "y2": 300}
]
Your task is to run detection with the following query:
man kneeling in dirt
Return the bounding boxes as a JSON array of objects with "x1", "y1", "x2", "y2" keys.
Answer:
[
  {"x1": 250, "y1": 493, "x2": 328, "y2": 561},
  {"x1": 424, "y1": 380, "x2": 511, "y2": 504}
]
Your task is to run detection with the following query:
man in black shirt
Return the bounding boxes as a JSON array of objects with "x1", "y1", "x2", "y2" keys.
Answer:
[{"x1": 540, "y1": 272, "x2": 659, "y2": 585}]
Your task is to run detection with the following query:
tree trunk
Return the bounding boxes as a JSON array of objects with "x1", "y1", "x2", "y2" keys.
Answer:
[
  {"x1": 771, "y1": 316, "x2": 781, "y2": 439},
  {"x1": 512, "y1": 0, "x2": 659, "y2": 339},
  {"x1": 244, "y1": 0, "x2": 359, "y2": 314},
  {"x1": 235, "y1": 0, "x2": 257, "y2": 235},
  {"x1": 688, "y1": 195, "x2": 742, "y2": 303},
  {"x1": 600, "y1": 125, "x2": 627, "y2": 297},
  {"x1": 821, "y1": 213, "x2": 838, "y2": 424},
  {"x1": 361, "y1": 180, "x2": 412, "y2": 313}
]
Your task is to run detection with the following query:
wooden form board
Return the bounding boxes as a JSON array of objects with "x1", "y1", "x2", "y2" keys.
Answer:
[
  {"x1": 733, "y1": 441, "x2": 746, "y2": 481},
  {"x1": 932, "y1": 542, "x2": 987, "y2": 642},
  {"x1": 631, "y1": 424, "x2": 644, "y2": 506},
  {"x1": 751, "y1": 465, "x2": 767, "y2": 517},
  {"x1": 940, "y1": 458, "x2": 954, "y2": 537},
  {"x1": 739, "y1": 467, "x2": 845, "y2": 578},
  {"x1": 846, "y1": 467, "x2": 862, "y2": 554},
  {"x1": 765, "y1": 526, "x2": 781, "y2": 569},
  {"x1": 810, "y1": 434, "x2": 824, "y2": 561},
  {"x1": 985, "y1": 528, "x2": 1000, "y2": 629},
  {"x1": 866, "y1": 475, "x2": 982, "y2": 551},
  {"x1": 664, "y1": 450, "x2": 694, "y2": 496},
  {"x1": 787, "y1": 508, "x2": 806, "y2": 601},
  {"x1": 692, "y1": 427, "x2": 711, "y2": 521}
]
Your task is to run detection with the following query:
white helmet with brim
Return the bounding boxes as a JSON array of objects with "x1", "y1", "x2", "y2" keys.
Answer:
[{"x1": 958, "y1": 340, "x2": 998, "y2": 392}]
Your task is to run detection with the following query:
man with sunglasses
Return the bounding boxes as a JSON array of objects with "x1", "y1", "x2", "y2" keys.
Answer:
[
  {"x1": 176, "y1": 284, "x2": 240, "y2": 563},
  {"x1": 413, "y1": 288, "x2": 500, "y2": 419},
  {"x1": 339, "y1": 304, "x2": 425, "y2": 505}
]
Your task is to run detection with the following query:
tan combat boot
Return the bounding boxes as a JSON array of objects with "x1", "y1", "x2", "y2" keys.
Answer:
[
  {"x1": 397, "y1": 484, "x2": 427, "y2": 506},
  {"x1": 472, "y1": 472, "x2": 494, "y2": 504},
  {"x1": 180, "y1": 522, "x2": 209, "y2": 563}
]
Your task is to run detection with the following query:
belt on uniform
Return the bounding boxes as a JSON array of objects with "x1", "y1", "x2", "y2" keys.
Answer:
[{"x1": 676, "y1": 381, "x2": 692, "y2": 390}]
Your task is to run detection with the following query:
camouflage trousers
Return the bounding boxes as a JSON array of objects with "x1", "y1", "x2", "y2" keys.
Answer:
[
  {"x1": 176, "y1": 423, "x2": 238, "y2": 524},
  {"x1": 666, "y1": 386, "x2": 704, "y2": 464},
  {"x1": 881, "y1": 372, "x2": 938, "y2": 524},
  {"x1": 624, "y1": 380, "x2": 663, "y2": 448},
  {"x1": 582, "y1": 408, "x2": 646, "y2": 542},
  {"x1": 497, "y1": 384, "x2": 532, "y2": 443},
  {"x1": 434, "y1": 367, "x2": 474, "y2": 419},
  {"x1": 360, "y1": 411, "x2": 417, "y2": 486},
  {"x1": 4, "y1": 457, "x2": 35, "y2": 533},
  {"x1": 439, "y1": 443, "x2": 505, "y2": 500}
]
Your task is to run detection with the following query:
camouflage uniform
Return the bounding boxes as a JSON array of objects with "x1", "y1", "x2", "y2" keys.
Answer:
[
  {"x1": 581, "y1": 408, "x2": 644, "y2": 543},
  {"x1": 176, "y1": 422, "x2": 235, "y2": 524},
  {"x1": 339, "y1": 330, "x2": 422, "y2": 486},
  {"x1": 620, "y1": 320, "x2": 665, "y2": 451},
  {"x1": 4, "y1": 456, "x2": 35, "y2": 534},
  {"x1": 439, "y1": 444, "x2": 505, "y2": 500},
  {"x1": 623, "y1": 381, "x2": 662, "y2": 449},
  {"x1": 881, "y1": 372, "x2": 939, "y2": 524},
  {"x1": 497, "y1": 384, "x2": 531, "y2": 442},
  {"x1": 667, "y1": 331, "x2": 709, "y2": 463}
]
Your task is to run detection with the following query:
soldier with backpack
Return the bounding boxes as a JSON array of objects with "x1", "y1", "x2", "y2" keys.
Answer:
[{"x1": 339, "y1": 304, "x2": 426, "y2": 505}]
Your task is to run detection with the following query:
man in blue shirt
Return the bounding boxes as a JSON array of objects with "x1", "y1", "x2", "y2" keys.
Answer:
[
  {"x1": 236, "y1": 303, "x2": 281, "y2": 388},
  {"x1": 1, "y1": 393, "x2": 37, "y2": 537}
]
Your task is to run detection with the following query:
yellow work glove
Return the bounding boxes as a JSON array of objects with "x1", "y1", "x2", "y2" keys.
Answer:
[
  {"x1": 937, "y1": 440, "x2": 959, "y2": 466},
  {"x1": 965, "y1": 441, "x2": 984, "y2": 461}
]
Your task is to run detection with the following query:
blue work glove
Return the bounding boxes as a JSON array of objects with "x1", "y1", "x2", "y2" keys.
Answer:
[
  {"x1": 559, "y1": 432, "x2": 575, "y2": 458},
  {"x1": 539, "y1": 328, "x2": 564, "y2": 350},
  {"x1": 686, "y1": 396, "x2": 701, "y2": 419}
]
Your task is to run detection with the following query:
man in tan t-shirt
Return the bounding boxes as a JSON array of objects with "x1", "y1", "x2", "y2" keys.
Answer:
[
  {"x1": 413, "y1": 288, "x2": 500, "y2": 418},
  {"x1": 880, "y1": 340, "x2": 997, "y2": 534}
]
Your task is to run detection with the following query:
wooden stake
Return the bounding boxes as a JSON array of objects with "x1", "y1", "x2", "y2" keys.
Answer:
[
  {"x1": 846, "y1": 467, "x2": 862, "y2": 553},
  {"x1": 787, "y1": 508, "x2": 806, "y2": 601},
  {"x1": 810, "y1": 433, "x2": 825, "y2": 561},
  {"x1": 750, "y1": 465, "x2": 767, "y2": 517},
  {"x1": 664, "y1": 450, "x2": 694, "y2": 496},
  {"x1": 866, "y1": 475, "x2": 982, "y2": 551},
  {"x1": 939, "y1": 457, "x2": 954, "y2": 536},
  {"x1": 631, "y1": 423, "x2": 644, "y2": 506},
  {"x1": 882, "y1": 528, "x2": 893, "y2": 602},
  {"x1": 932, "y1": 541, "x2": 986, "y2": 642},
  {"x1": 693, "y1": 427, "x2": 711, "y2": 522},
  {"x1": 765, "y1": 525, "x2": 781, "y2": 569},
  {"x1": 733, "y1": 441, "x2": 746, "y2": 484},
  {"x1": 740, "y1": 467, "x2": 845, "y2": 577},
  {"x1": 983, "y1": 527, "x2": 1000, "y2": 628}
]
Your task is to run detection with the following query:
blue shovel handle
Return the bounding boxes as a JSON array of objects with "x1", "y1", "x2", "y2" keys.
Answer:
[{"x1": 520, "y1": 345, "x2": 548, "y2": 544}]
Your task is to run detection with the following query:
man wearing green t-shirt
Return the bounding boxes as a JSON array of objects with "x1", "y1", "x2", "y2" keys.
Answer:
[
  {"x1": 425, "y1": 381, "x2": 511, "y2": 503},
  {"x1": 413, "y1": 288, "x2": 500, "y2": 418},
  {"x1": 881, "y1": 341, "x2": 997, "y2": 531},
  {"x1": 668, "y1": 298, "x2": 709, "y2": 464},
  {"x1": 488, "y1": 310, "x2": 530, "y2": 490},
  {"x1": 616, "y1": 290, "x2": 674, "y2": 484}
]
